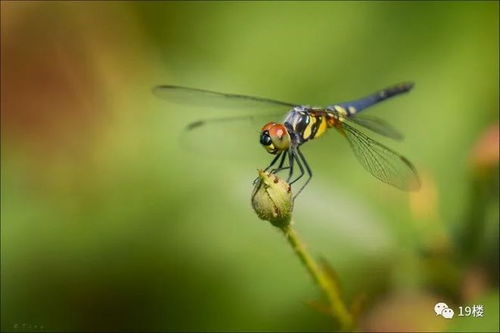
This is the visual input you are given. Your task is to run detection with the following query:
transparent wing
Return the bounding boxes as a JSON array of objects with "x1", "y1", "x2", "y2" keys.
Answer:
[
  {"x1": 347, "y1": 114, "x2": 403, "y2": 140},
  {"x1": 153, "y1": 85, "x2": 295, "y2": 158},
  {"x1": 153, "y1": 85, "x2": 297, "y2": 114},
  {"x1": 339, "y1": 121, "x2": 420, "y2": 191},
  {"x1": 179, "y1": 113, "x2": 284, "y2": 159}
]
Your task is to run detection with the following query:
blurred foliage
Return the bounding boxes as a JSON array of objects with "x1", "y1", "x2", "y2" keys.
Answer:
[{"x1": 1, "y1": 1, "x2": 498, "y2": 332}]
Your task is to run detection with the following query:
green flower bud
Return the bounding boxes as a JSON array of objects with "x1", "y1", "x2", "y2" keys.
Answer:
[{"x1": 251, "y1": 169, "x2": 293, "y2": 228}]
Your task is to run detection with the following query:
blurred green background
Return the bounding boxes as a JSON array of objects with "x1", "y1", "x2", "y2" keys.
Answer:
[{"x1": 1, "y1": 1, "x2": 498, "y2": 332}]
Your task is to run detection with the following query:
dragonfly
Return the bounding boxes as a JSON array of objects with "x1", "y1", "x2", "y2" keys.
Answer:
[{"x1": 153, "y1": 82, "x2": 420, "y2": 198}]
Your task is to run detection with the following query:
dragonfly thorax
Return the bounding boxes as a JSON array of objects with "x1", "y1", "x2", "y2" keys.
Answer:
[
  {"x1": 284, "y1": 108, "x2": 334, "y2": 144},
  {"x1": 260, "y1": 122, "x2": 291, "y2": 154}
]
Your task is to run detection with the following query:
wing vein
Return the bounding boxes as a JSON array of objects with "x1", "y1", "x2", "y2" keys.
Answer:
[{"x1": 340, "y1": 121, "x2": 420, "y2": 190}]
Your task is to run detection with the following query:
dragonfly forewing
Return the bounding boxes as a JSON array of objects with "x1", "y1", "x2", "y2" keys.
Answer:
[{"x1": 153, "y1": 85, "x2": 297, "y2": 115}]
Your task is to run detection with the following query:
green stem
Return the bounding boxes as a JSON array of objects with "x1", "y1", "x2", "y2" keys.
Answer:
[{"x1": 282, "y1": 224, "x2": 354, "y2": 331}]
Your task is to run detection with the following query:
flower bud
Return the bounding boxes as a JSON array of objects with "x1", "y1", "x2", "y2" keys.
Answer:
[{"x1": 251, "y1": 169, "x2": 293, "y2": 228}]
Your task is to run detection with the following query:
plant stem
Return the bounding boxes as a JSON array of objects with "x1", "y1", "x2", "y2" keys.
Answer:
[{"x1": 282, "y1": 224, "x2": 354, "y2": 331}]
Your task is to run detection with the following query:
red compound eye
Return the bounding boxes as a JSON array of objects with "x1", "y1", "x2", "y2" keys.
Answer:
[
  {"x1": 260, "y1": 122, "x2": 290, "y2": 153},
  {"x1": 262, "y1": 122, "x2": 287, "y2": 139},
  {"x1": 268, "y1": 124, "x2": 287, "y2": 139},
  {"x1": 261, "y1": 122, "x2": 277, "y2": 132}
]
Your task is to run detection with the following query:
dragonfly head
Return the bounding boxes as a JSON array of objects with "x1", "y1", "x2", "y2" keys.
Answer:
[{"x1": 260, "y1": 122, "x2": 291, "y2": 154}]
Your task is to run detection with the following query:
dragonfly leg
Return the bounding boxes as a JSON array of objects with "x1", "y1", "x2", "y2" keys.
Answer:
[
  {"x1": 293, "y1": 148, "x2": 313, "y2": 199},
  {"x1": 253, "y1": 152, "x2": 283, "y2": 184},
  {"x1": 286, "y1": 149, "x2": 295, "y2": 183},
  {"x1": 289, "y1": 149, "x2": 305, "y2": 185},
  {"x1": 271, "y1": 150, "x2": 289, "y2": 173},
  {"x1": 263, "y1": 152, "x2": 283, "y2": 172}
]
